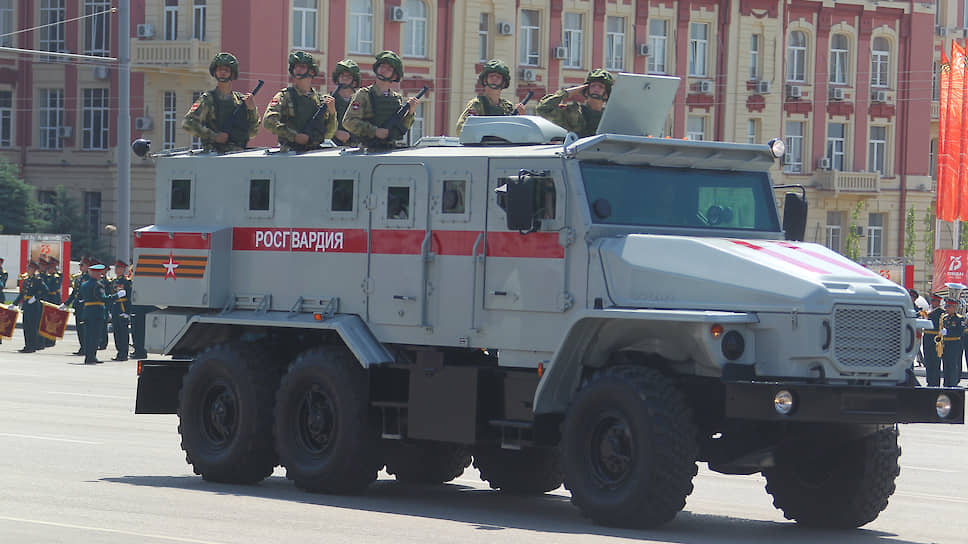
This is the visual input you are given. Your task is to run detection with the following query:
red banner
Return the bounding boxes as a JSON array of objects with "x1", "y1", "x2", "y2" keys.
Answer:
[
  {"x1": 933, "y1": 250, "x2": 968, "y2": 292},
  {"x1": 941, "y1": 45, "x2": 965, "y2": 221},
  {"x1": 0, "y1": 305, "x2": 18, "y2": 339},
  {"x1": 38, "y1": 301, "x2": 68, "y2": 341}
]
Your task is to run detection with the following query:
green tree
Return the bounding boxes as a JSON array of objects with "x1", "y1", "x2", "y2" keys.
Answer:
[
  {"x1": 38, "y1": 186, "x2": 107, "y2": 260},
  {"x1": 924, "y1": 203, "x2": 936, "y2": 290},
  {"x1": 0, "y1": 157, "x2": 41, "y2": 234},
  {"x1": 844, "y1": 201, "x2": 865, "y2": 262},
  {"x1": 905, "y1": 206, "x2": 916, "y2": 259}
]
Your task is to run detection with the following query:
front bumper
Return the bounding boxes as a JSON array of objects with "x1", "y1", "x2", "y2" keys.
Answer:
[{"x1": 725, "y1": 381, "x2": 964, "y2": 424}]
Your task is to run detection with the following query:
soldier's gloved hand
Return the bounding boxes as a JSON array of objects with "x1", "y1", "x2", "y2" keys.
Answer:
[
  {"x1": 121, "y1": 313, "x2": 131, "y2": 319},
  {"x1": 27, "y1": 296, "x2": 36, "y2": 304},
  {"x1": 8, "y1": 305, "x2": 18, "y2": 311},
  {"x1": 58, "y1": 303, "x2": 67, "y2": 311},
  {"x1": 941, "y1": 328, "x2": 948, "y2": 336},
  {"x1": 116, "y1": 289, "x2": 126, "y2": 298}
]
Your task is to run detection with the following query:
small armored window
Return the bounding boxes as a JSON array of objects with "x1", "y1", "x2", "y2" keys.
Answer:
[
  {"x1": 249, "y1": 179, "x2": 270, "y2": 211},
  {"x1": 442, "y1": 180, "x2": 466, "y2": 214},
  {"x1": 170, "y1": 179, "x2": 191, "y2": 210},
  {"x1": 332, "y1": 179, "x2": 354, "y2": 212},
  {"x1": 387, "y1": 186, "x2": 410, "y2": 220}
]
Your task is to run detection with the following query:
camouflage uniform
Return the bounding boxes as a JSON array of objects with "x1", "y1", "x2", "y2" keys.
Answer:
[
  {"x1": 263, "y1": 87, "x2": 337, "y2": 152},
  {"x1": 183, "y1": 90, "x2": 260, "y2": 153},
  {"x1": 331, "y1": 59, "x2": 362, "y2": 146},
  {"x1": 536, "y1": 90, "x2": 604, "y2": 138},
  {"x1": 455, "y1": 96, "x2": 515, "y2": 134},
  {"x1": 342, "y1": 86, "x2": 414, "y2": 147}
]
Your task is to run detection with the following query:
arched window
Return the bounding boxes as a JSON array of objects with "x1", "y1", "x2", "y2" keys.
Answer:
[
  {"x1": 787, "y1": 31, "x2": 807, "y2": 82},
  {"x1": 829, "y1": 33, "x2": 849, "y2": 84},
  {"x1": 871, "y1": 37, "x2": 890, "y2": 88},
  {"x1": 403, "y1": 0, "x2": 427, "y2": 58},
  {"x1": 349, "y1": 0, "x2": 373, "y2": 54}
]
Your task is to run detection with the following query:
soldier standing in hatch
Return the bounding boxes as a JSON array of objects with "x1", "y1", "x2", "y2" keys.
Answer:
[
  {"x1": 923, "y1": 292, "x2": 944, "y2": 387},
  {"x1": 183, "y1": 52, "x2": 260, "y2": 153},
  {"x1": 536, "y1": 69, "x2": 614, "y2": 138},
  {"x1": 263, "y1": 51, "x2": 336, "y2": 152},
  {"x1": 939, "y1": 297, "x2": 965, "y2": 387},
  {"x1": 342, "y1": 51, "x2": 420, "y2": 149},
  {"x1": 455, "y1": 59, "x2": 527, "y2": 134},
  {"x1": 331, "y1": 59, "x2": 362, "y2": 147}
]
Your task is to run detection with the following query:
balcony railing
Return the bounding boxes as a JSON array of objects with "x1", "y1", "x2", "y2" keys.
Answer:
[
  {"x1": 130, "y1": 39, "x2": 216, "y2": 73},
  {"x1": 815, "y1": 169, "x2": 880, "y2": 194}
]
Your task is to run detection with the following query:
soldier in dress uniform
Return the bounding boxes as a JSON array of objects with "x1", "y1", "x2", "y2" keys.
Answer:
[
  {"x1": 536, "y1": 68, "x2": 614, "y2": 138},
  {"x1": 331, "y1": 59, "x2": 362, "y2": 147},
  {"x1": 79, "y1": 263, "x2": 123, "y2": 364},
  {"x1": 939, "y1": 297, "x2": 965, "y2": 387},
  {"x1": 183, "y1": 52, "x2": 260, "y2": 153},
  {"x1": 9, "y1": 262, "x2": 46, "y2": 353},
  {"x1": 263, "y1": 51, "x2": 336, "y2": 152},
  {"x1": 455, "y1": 59, "x2": 527, "y2": 134},
  {"x1": 110, "y1": 260, "x2": 132, "y2": 361},
  {"x1": 341, "y1": 51, "x2": 420, "y2": 149},
  {"x1": 923, "y1": 293, "x2": 945, "y2": 387},
  {"x1": 0, "y1": 257, "x2": 8, "y2": 304},
  {"x1": 62, "y1": 257, "x2": 90, "y2": 356}
]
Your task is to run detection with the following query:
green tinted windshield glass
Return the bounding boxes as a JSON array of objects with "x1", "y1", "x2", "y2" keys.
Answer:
[{"x1": 580, "y1": 162, "x2": 779, "y2": 231}]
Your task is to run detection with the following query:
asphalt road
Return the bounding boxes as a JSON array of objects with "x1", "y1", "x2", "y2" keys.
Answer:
[{"x1": 1, "y1": 333, "x2": 966, "y2": 544}]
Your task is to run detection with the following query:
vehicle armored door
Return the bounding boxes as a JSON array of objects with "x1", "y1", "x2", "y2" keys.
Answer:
[
  {"x1": 483, "y1": 165, "x2": 569, "y2": 313},
  {"x1": 367, "y1": 164, "x2": 430, "y2": 326}
]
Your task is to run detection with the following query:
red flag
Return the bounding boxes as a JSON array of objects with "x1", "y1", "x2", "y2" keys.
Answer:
[
  {"x1": 961, "y1": 44, "x2": 968, "y2": 219},
  {"x1": 939, "y1": 48, "x2": 950, "y2": 220},
  {"x1": 941, "y1": 44, "x2": 965, "y2": 222},
  {"x1": 38, "y1": 301, "x2": 68, "y2": 341},
  {"x1": 0, "y1": 305, "x2": 18, "y2": 339}
]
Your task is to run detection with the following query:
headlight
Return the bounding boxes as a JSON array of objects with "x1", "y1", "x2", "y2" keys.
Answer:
[
  {"x1": 774, "y1": 390, "x2": 795, "y2": 415},
  {"x1": 937, "y1": 394, "x2": 952, "y2": 419},
  {"x1": 768, "y1": 137, "x2": 786, "y2": 159},
  {"x1": 721, "y1": 331, "x2": 745, "y2": 360}
]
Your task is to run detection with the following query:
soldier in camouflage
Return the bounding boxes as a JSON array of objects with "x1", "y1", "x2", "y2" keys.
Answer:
[
  {"x1": 536, "y1": 68, "x2": 614, "y2": 138},
  {"x1": 263, "y1": 51, "x2": 337, "y2": 152},
  {"x1": 342, "y1": 51, "x2": 420, "y2": 149},
  {"x1": 455, "y1": 59, "x2": 526, "y2": 134},
  {"x1": 183, "y1": 52, "x2": 260, "y2": 153},
  {"x1": 331, "y1": 59, "x2": 362, "y2": 146}
]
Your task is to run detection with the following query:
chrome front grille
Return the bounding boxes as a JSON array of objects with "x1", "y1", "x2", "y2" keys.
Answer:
[{"x1": 833, "y1": 305, "x2": 903, "y2": 368}]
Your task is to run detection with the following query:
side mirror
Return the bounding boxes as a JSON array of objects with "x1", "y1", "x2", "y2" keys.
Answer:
[
  {"x1": 782, "y1": 192, "x2": 807, "y2": 241},
  {"x1": 496, "y1": 175, "x2": 538, "y2": 232}
]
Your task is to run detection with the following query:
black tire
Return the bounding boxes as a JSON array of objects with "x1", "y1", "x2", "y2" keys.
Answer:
[
  {"x1": 473, "y1": 446, "x2": 564, "y2": 494},
  {"x1": 385, "y1": 441, "x2": 472, "y2": 484},
  {"x1": 561, "y1": 366, "x2": 699, "y2": 529},
  {"x1": 177, "y1": 343, "x2": 279, "y2": 484},
  {"x1": 273, "y1": 345, "x2": 382, "y2": 494},
  {"x1": 763, "y1": 426, "x2": 900, "y2": 528}
]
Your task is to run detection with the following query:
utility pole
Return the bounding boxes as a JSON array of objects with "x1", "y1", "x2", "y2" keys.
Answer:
[{"x1": 117, "y1": 0, "x2": 131, "y2": 263}]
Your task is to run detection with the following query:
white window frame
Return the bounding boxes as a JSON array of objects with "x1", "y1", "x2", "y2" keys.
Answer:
[
  {"x1": 784, "y1": 120, "x2": 804, "y2": 174},
  {"x1": 40, "y1": 0, "x2": 66, "y2": 53},
  {"x1": 0, "y1": 0, "x2": 12, "y2": 48},
  {"x1": 871, "y1": 37, "x2": 889, "y2": 88},
  {"x1": 163, "y1": 91, "x2": 177, "y2": 150},
  {"x1": 293, "y1": 0, "x2": 317, "y2": 50},
  {"x1": 478, "y1": 13, "x2": 489, "y2": 62},
  {"x1": 83, "y1": 0, "x2": 111, "y2": 56},
  {"x1": 0, "y1": 89, "x2": 11, "y2": 147},
  {"x1": 827, "y1": 122, "x2": 846, "y2": 171},
  {"x1": 39, "y1": 88, "x2": 64, "y2": 149},
  {"x1": 405, "y1": 103, "x2": 425, "y2": 146},
  {"x1": 562, "y1": 12, "x2": 583, "y2": 69},
  {"x1": 403, "y1": 0, "x2": 427, "y2": 58},
  {"x1": 648, "y1": 19, "x2": 667, "y2": 74},
  {"x1": 82, "y1": 88, "x2": 109, "y2": 150},
  {"x1": 867, "y1": 213, "x2": 884, "y2": 257},
  {"x1": 787, "y1": 30, "x2": 807, "y2": 82},
  {"x1": 519, "y1": 9, "x2": 540, "y2": 66},
  {"x1": 349, "y1": 0, "x2": 373, "y2": 55},
  {"x1": 826, "y1": 212, "x2": 843, "y2": 253},
  {"x1": 193, "y1": 0, "x2": 207, "y2": 41},
  {"x1": 688, "y1": 22, "x2": 708, "y2": 77},
  {"x1": 830, "y1": 33, "x2": 849, "y2": 85},
  {"x1": 605, "y1": 16, "x2": 625, "y2": 71},
  {"x1": 746, "y1": 119, "x2": 758, "y2": 144},
  {"x1": 686, "y1": 115, "x2": 705, "y2": 141},
  {"x1": 750, "y1": 34, "x2": 761, "y2": 80},
  {"x1": 869, "y1": 125, "x2": 887, "y2": 175},
  {"x1": 164, "y1": 0, "x2": 178, "y2": 41}
]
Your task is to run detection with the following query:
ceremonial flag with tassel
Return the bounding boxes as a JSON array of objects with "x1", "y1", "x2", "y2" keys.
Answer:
[
  {"x1": 940, "y1": 44, "x2": 965, "y2": 221},
  {"x1": 38, "y1": 301, "x2": 68, "y2": 341},
  {"x1": 0, "y1": 304, "x2": 18, "y2": 339},
  {"x1": 939, "y1": 49, "x2": 950, "y2": 219}
]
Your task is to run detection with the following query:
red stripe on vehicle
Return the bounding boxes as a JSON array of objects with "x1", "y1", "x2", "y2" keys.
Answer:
[
  {"x1": 134, "y1": 232, "x2": 212, "y2": 250},
  {"x1": 486, "y1": 232, "x2": 564, "y2": 259},
  {"x1": 729, "y1": 239, "x2": 830, "y2": 275},
  {"x1": 768, "y1": 241, "x2": 880, "y2": 277},
  {"x1": 232, "y1": 227, "x2": 369, "y2": 253}
]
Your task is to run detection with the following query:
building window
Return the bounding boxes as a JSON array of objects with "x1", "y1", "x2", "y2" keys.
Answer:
[
  {"x1": 82, "y1": 88, "x2": 109, "y2": 150},
  {"x1": 746, "y1": 119, "x2": 758, "y2": 144},
  {"x1": 871, "y1": 37, "x2": 889, "y2": 88},
  {"x1": 39, "y1": 88, "x2": 64, "y2": 149},
  {"x1": 0, "y1": 90, "x2": 11, "y2": 147},
  {"x1": 787, "y1": 30, "x2": 807, "y2": 82},
  {"x1": 826, "y1": 211, "x2": 843, "y2": 253},
  {"x1": 827, "y1": 122, "x2": 846, "y2": 171},
  {"x1": 193, "y1": 0, "x2": 206, "y2": 41},
  {"x1": 648, "y1": 19, "x2": 667, "y2": 74},
  {"x1": 164, "y1": 0, "x2": 178, "y2": 41},
  {"x1": 869, "y1": 125, "x2": 887, "y2": 175},
  {"x1": 867, "y1": 213, "x2": 884, "y2": 257},
  {"x1": 605, "y1": 16, "x2": 625, "y2": 71},
  {"x1": 784, "y1": 120, "x2": 804, "y2": 174},
  {"x1": 686, "y1": 116, "x2": 705, "y2": 141},
  {"x1": 562, "y1": 12, "x2": 583, "y2": 69},
  {"x1": 190, "y1": 91, "x2": 202, "y2": 149},
  {"x1": 163, "y1": 91, "x2": 177, "y2": 150},
  {"x1": 519, "y1": 9, "x2": 540, "y2": 66},
  {"x1": 403, "y1": 0, "x2": 427, "y2": 58},
  {"x1": 85, "y1": 192, "x2": 102, "y2": 239},
  {"x1": 38, "y1": 190, "x2": 56, "y2": 222},
  {"x1": 349, "y1": 0, "x2": 373, "y2": 54},
  {"x1": 405, "y1": 103, "x2": 424, "y2": 146},
  {"x1": 293, "y1": 0, "x2": 317, "y2": 50},
  {"x1": 830, "y1": 33, "x2": 849, "y2": 85},
  {"x1": 933, "y1": 61, "x2": 941, "y2": 101},
  {"x1": 0, "y1": 0, "x2": 12, "y2": 48},
  {"x1": 40, "y1": 0, "x2": 66, "y2": 53},
  {"x1": 478, "y1": 13, "x2": 489, "y2": 62},
  {"x1": 83, "y1": 0, "x2": 110, "y2": 56},
  {"x1": 750, "y1": 34, "x2": 761, "y2": 80},
  {"x1": 930, "y1": 138, "x2": 938, "y2": 180},
  {"x1": 688, "y1": 22, "x2": 708, "y2": 77}
]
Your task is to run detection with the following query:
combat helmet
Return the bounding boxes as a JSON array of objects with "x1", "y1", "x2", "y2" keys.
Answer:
[
  {"x1": 584, "y1": 68, "x2": 615, "y2": 99},
  {"x1": 332, "y1": 59, "x2": 362, "y2": 87},
  {"x1": 209, "y1": 52, "x2": 239, "y2": 81},
  {"x1": 288, "y1": 51, "x2": 319, "y2": 78},
  {"x1": 373, "y1": 51, "x2": 403, "y2": 82},
  {"x1": 478, "y1": 59, "x2": 511, "y2": 90}
]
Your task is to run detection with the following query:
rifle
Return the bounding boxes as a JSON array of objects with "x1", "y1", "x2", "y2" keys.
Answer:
[
  {"x1": 382, "y1": 86, "x2": 428, "y2": 140},
  {"x1": 511, "y1": 90, "x2": 534, "y2": 115},
  {"x1": 221, "y1": 79, "x2": 264, "y2": 146}
]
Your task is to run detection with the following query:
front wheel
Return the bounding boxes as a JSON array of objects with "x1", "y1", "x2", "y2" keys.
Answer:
[{"x1": 561, "y1": 366, "x2": 698, "y2": 528}]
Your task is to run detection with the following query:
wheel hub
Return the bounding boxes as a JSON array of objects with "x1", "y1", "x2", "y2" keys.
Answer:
[
  {"x1": 297, "y1": 386, "x2": 336, "y2": 454},
  {"x1": 201, "y1": 384, "x2": 237, "y2": 446},
  {"x1": 589, "y1": 414, "x2": 634, "y2": 487}
]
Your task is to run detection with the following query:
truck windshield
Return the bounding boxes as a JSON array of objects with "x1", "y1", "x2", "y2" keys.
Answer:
[{"x1": 580, "y1": 162, "x2": 780, "y2": 232}]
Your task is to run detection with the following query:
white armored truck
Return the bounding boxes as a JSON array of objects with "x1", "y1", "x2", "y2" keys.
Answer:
[{"x1": 133, "y1": 75, "x2": 964, "y2": 530}]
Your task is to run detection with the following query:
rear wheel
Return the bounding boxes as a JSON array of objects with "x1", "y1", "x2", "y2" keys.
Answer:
[
  {"x1": 273, "y1": 345, "x2": 382, "y2": 493},
  {"x1": 385, "y1": 441, "x2": 471, "y2": 484},
  {"x1": 561, "y1": 366, "x2": 698, "y2": 528},
  {"x1": 473, "y1": 446, "x2": 564, "y2": 494},
  {"x1": 177, "y1": 343, "x2": 279, "y2": 484}
]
